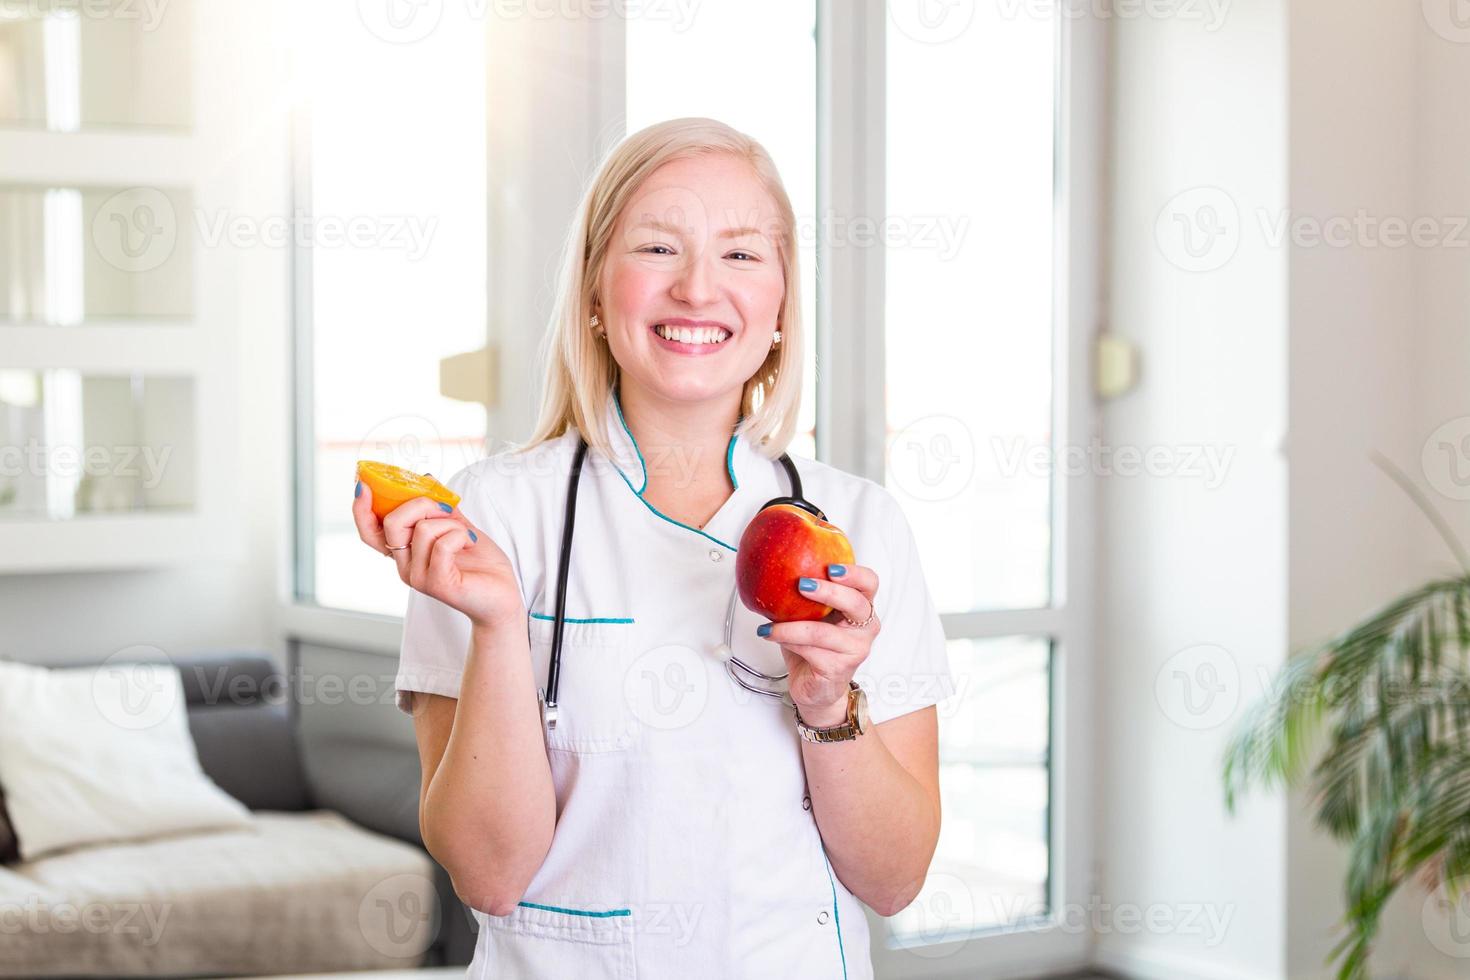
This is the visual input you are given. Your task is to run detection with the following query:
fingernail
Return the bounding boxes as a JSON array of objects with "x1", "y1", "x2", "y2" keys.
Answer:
[
  {"x1": 756, "y1": 623, "x2": 772, "y2": 637},
  {"x1": 354, "y1": 480, "x2": 362, "y2": 498},
  {"x1": 798, "y1": 577, "x2": 818, "y2": 592},
  {"x1": 438, "y1": 502, "x2": 453, "y2": 513},
  {"x1": 828, "y1": 564, "x2": 846, "y2": 577},
  {"x1": 468, "y1": 529, "x2": 478, "y2": 543}
]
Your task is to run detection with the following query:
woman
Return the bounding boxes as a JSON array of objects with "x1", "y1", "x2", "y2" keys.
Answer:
[{"x1": 352, "y1": 117, "x2": 954, "y2": 978}]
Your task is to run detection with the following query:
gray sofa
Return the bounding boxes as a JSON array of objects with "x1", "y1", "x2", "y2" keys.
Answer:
[{"x1": 0, "y1": 651, "x2": 476, "y2": 977}]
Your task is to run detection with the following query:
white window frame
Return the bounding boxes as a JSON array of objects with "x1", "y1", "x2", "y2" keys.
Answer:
[{"x1": 817, "y1": 2, "x2": 1105, "y2": 976}]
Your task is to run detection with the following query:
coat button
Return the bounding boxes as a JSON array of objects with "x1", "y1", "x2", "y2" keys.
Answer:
[
  {"x1": 801, "y1": 795, "x2": 812, "y2": 811},
  {"x1": 708, "y1": 549, "x2": 723, "y2": 562},
  {"x1": 817, "y1": 910, "x2": 830, "y2": 925}
]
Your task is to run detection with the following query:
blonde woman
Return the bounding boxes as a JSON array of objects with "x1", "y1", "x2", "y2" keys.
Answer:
[{"x1": 353, "y1": 117, "x2": 955, "y2": 978}]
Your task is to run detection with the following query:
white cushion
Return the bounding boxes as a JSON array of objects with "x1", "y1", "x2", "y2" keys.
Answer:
[{"x1": 0, "y1": 659, "x2": 252, "y2": 861}]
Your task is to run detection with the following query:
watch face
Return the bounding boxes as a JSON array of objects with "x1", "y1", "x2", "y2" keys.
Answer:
[{"x1": 853, "y1": 686, "x2": 870, "y2": 731}]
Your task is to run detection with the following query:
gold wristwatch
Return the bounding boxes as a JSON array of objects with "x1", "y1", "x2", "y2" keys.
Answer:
[{"x1": 795, "y1": 682, "x2": 869, "y2": 743}]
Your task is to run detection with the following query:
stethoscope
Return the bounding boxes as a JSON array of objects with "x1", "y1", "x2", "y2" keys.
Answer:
[{"x1": 538, "y1": 434, "x2": 825, "y2": 732}]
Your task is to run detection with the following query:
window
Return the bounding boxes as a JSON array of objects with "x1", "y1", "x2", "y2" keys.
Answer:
[
  {"x1": 624, "y1": 0, "x2": 818, "y2": 458},
  {"x1": 293, "y1": 4, "x2": 488, "y2": 616}
]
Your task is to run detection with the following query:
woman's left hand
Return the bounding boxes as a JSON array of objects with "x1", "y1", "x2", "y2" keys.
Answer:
[{"x1": 757, "y1": 563, "x2": 882, "y2": 727}]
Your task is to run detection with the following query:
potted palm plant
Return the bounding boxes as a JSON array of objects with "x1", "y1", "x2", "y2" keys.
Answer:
[{"x1": 1223, "y1": 452, "x2": 1470, "y2": 979}]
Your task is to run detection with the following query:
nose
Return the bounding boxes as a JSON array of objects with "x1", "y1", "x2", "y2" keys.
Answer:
[{"x1": 669, "y1": 249, "x2": 718, "y2": 308}]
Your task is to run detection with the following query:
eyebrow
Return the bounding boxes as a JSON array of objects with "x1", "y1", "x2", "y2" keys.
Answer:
[{"x1": 631, "y1": 218, "x2": 772, "y2": 241}]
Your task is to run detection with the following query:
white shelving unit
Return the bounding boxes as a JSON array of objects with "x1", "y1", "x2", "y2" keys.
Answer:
[{"x1": 0, "y1": 0, "x2": 243, "y2": 572}]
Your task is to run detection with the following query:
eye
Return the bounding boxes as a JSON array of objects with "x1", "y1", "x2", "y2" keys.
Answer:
[
  {"x1": 727, "y1": 250, "x2": 760, "y2": 262},
  {"x1": 637, "y1": 244, "x2": 676, "y2": 256}
]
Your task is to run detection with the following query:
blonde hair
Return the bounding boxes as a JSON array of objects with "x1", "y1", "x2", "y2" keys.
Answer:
[{"x1": 519, "y1": 117, "x2": 803, "y2": 462}]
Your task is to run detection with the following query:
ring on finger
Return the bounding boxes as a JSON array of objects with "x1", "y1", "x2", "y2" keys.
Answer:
[{"x1": 842, "y1": 599, "x2": 875, "y2": 629}]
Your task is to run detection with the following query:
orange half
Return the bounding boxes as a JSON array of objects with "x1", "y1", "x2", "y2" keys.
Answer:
[{"x1": 357, "y1": 461, "x2": 460, "y2": 520}]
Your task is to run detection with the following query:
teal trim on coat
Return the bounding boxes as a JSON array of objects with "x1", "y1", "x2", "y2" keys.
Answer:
[
  {"x1": 822, "y1": 851, "x2": 850, "y2": 979},
  {"x1": 516, "y1": 900, "x2": 631, "y2": 918},
  {"x1": 529, "y1": 612, "x2": 634, "y2": 625}
]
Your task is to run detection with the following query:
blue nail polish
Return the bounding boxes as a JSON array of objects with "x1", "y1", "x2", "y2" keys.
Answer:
[
  {"x1": 354, "y1": 480, "x2": 362, "y2": 498},
  {"x1": 798, "y1": 577, "x2": 818, "y2": 592},
  {"x1": 828, "y1": 563, "x2": 846, "y2": 577},
  {"x1": 756, "y1": 623, "x2": 772, "y2": 637},
  {"x1": 438, "y1": 502, "x2": 453, "y2": 513},
  {"x1": 468, "y1": 529, "x2": 478, "y2": 543}
]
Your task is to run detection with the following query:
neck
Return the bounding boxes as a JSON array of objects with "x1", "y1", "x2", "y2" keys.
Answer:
[{"x1": 616, "y1": 380, "x2": 741, "y2": 493}]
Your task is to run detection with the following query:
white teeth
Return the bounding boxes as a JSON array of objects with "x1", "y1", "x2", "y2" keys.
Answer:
[{"x1": 654, "y1": 324, "x2": 730, "y2": 345}]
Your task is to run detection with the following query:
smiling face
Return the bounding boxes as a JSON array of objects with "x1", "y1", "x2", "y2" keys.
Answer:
[{"x1": 596, "y1": 152, "x2": 787, "y2": 405}]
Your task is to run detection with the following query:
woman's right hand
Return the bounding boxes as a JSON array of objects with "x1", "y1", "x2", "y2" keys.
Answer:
[{"x1": 352, "y1": 479, "x2": 523, "y2": 629}]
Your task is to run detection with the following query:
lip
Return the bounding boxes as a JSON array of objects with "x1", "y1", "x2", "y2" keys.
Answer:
[{"x1": 648, "y1": 319, "x2": 734, "y2": 356}]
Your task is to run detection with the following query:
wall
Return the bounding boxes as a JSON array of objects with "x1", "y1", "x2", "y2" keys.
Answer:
[{"x1": 1097, "y1": 1, "x2": 1291, "y2": 977}]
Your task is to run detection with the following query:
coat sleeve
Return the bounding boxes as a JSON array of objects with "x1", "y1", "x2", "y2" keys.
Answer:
[
  {"x1": 393, "y1": 464, "x2": 526, "y2": 714},
  {"x1": 853, "y1": 490, "x2": 957, "y2": 726}
]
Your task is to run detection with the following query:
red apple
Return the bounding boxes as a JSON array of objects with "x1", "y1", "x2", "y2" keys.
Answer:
[{"x1": 736, "y1": 503, "x2": 856, "y2": 622}]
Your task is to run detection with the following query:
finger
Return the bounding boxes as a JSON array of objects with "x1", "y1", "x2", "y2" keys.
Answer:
[
  {"x1": 424, "y1": 522, "x2": 475, "y2": 595},
  {"x1": 382, "y1": 496, "x2": 462, "y2": 547},
  {"x1": 407, "y1": 517, "x2": 476, "y2": 588},
  {"x1": 352, "y1": 480, "x2": 388, "y2": 553},
  {"x1": 760, "y1": 619, "x2": 865, "y2": 656},
  {"x1": 795, "y1": 577, "x2": 872, "y2": 625},
  {"x1": 825, "y1": 562, "x2": 879, "y2": 601}
]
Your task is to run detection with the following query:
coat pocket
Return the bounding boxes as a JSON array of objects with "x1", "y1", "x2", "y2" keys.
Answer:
[
  {"x1": 480, "y1": 901, "x2": 636, "y2": 979},
  {"x1": 527, "y1": 616, "x2": 639, "y2": 754}
]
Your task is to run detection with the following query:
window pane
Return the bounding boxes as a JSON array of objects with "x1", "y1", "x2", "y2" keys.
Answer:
[
  {"x1": 298, "y1": 5, "x2": 487, "y2": 615},
  {"x1": 625, "y1": 0, "x2": 817, "y2": 457},
  {"x1": 886, "y1": 636, "x2": 1051, "y2": 944},
  {"x1": 885, "y1": 7, "x2": 1056, "y2": 612}
]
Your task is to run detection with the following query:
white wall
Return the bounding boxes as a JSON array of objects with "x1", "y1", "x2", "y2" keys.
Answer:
[
  {"x1": 1102, "y1": 0, "x2": 1470, "y2": 977},
  {"x1": 1097, "y1": 1, "x2": 1290, "y2": 977}
]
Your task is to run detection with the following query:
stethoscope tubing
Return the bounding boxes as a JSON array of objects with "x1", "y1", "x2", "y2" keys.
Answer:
[{"x1": 540, "y1": 434, "x2": 816, "y2": 730}]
